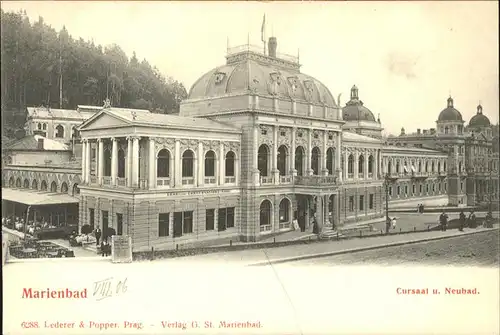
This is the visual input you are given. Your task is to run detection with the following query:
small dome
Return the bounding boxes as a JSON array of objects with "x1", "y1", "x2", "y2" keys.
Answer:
[
  {"x1": 342, "y1": 85, "x2": 376, "y2": 122},
  {"x1": 438, "y1": 96, "x2": 463, "y2": 122},
  {"x1": 469, "y1": 104, "x2": 491, "y2": 127}
]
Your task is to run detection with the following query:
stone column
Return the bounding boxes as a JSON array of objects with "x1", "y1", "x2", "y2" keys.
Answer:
[
  {"x1": 336, "y1": 132, "x2": 342, "y2": 182},
  {"x1": 253, "y1": 126, "x2": 260, "y2": 185},
  {"x1": 322, "y1": 132, "x2": 328, "y2": 176},
  {"x1": 219, "y1": 142, "x2": 225, "y2": 185},
  {"x1": 126, "y1": 137, "x2": 133, "y2": 187},
  {"x1": 85, "y1": 140, "x2": 91, "y2": 183},
  {"x1": 344, "y1": 151, "x2": 348, "y2": 180},
  {"x1": 198, "y1": 142, "x2": 204, "y2": 187},
  {"x1": 97, "y1": 138, "x2": 104, "y2": 185},
  {"x1": 132, "y1": 136, "x2": 140, "y2": 187},
  {"x1": 306, "y1": 129, "x2": 313, "y2": 175},
  {"x1": 174, "y1": 139, "x2": 181, "y2": 187},
  {"x1": 365, "y1": 151, "x2": 369, "y2": 179},
  {"x1": 81, "y1": 140, "x2": 87, "y2": 183},
  {"x1": 273, "y1": 126, "x2": 279, "y2": 184},
  {"x1": 148, "y1": 138, "x2": 155, "y2": 189},
  {"x1": 354, "y1": 151, "x2": 359, "y2": 180},
  {"x1": 374, "y1": 150, "x2": 379, "y2": 180},
  {"x1": 111, "y1": 137, "x2": 118, "y2": 186},
  {"x1": 290, "y1": 127, "x2": 297, "y2": 176}
]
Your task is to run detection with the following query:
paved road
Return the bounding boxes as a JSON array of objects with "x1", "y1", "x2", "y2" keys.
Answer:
[{"x1": 285, "y1": 229, "x2": 499, "y2": 267}]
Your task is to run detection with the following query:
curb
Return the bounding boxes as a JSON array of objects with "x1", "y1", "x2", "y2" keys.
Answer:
[
  {"x1": 248, "y1": 227, "x2": 498, "y2": 266},
  {"x1": 5, "y1": 256, "x2": 110, "y2": 264}
]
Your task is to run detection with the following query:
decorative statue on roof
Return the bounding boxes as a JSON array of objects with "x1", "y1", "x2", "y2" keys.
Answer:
[{"x1": 103, "y1": 98, "x2": 111, "y2": 109}]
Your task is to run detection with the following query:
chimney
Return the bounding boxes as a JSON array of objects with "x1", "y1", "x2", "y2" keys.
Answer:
[
  {"x1": 268, "y1": 37, "x2": 277, "y2": 58},
  {"x1": 37, "y1": 138, "x2": 44, "y2": 150},
  {"x1": 417, "y1": 128, "x2": 421, "y2": 135}
]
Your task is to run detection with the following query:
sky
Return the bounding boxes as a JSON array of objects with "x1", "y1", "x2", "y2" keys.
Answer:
[{"x1": 1, "y1": 1, "x2": 498, "y2": 135}]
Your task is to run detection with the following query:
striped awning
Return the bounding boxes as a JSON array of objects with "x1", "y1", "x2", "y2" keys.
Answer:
[{"x1": 2, "y1": 188, "x2": 79, "y2": 206}]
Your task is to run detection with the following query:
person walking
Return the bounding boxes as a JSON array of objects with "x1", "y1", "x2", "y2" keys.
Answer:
[
  {"x1": 416, "y1": 204, "x2": 421, "y2": 213},
  {"x1": 385, "y1": 216, "x2": 391, "y2": 234},
  {"x1": 391, "y1": 217, "x2": 397, "y2": 230},
  {"x1": 94, "y1": 227, "x2": 102, "y2": 246},
  {"x1": 458, "y1": 210, "x2": 466, "y2": 232},
  {"x1": 468, "y1": 210, "x2": 477, "y2": 229},
  {"x1": 439, "y1": 211, "x2": 448, "y2": 231}
]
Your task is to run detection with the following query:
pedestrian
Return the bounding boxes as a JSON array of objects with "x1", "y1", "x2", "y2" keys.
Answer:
[
  {"x1": 312, "y1": 216, "x2": 319, "y2": 235},
  {"x1": 468, "y1": 210, "x2": 476, "y2": 229},
  {"x1": 421, "y1": 204, "x2": 425, "y2": 214},
  {"x1": 385, "y1": 217, "x2": 391, "y2": 234},
  {"x1": 391, "y1": 217, "x2": 397, "y2": 230},
  {"x1": 439, "y1": 210, "x2": 448, "y2": 231},
  {"x1": 458, "y1": 210, "x2": 466, "y2": 232},
  {"x1": 95, "y1": 227, "x2": 102, "y2": 246}
]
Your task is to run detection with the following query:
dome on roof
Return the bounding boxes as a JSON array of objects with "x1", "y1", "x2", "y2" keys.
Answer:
[
  {"x1": 469, "y1": 104, "x2": 491, "y2": 127},
  {"x1": 438, "y1": 96, "x2": 463, "y2": 122},
  {"x1": 341, "y1": 85, "x2": 376, "y2": 122},
  {"x1": 187, "y1": 39, "x2": 337, "y2": 108}
]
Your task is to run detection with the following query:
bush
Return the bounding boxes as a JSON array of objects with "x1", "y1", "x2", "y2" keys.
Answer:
[{"x1": 81, "y1": 224, "x2": 92, "y2": 235}]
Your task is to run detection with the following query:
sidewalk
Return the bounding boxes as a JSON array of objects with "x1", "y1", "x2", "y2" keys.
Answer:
[{"x1": 162, "y1": 226, "x2": 498, "y2": 266}]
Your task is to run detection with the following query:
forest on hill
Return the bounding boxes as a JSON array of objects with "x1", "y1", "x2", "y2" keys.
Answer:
[{"x1": 1, "y1": 9, "x2": 188, "y2": 135}]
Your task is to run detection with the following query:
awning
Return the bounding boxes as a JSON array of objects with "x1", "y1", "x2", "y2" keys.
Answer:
[{"x1": 1, "y1": 188, "x2": 79, "y2": 206}]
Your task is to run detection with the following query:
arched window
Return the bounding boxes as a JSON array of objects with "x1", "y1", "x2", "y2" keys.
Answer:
[
  {"x1": 279, "y1": 198, "x2": 290, "y2": 223},
  {"x1": 103, "y1": 149, "x2": 112, "y2": 177},
  {"x1": 50, "y1": 181, "x2": 57, "y2": 192},
  {"x1": 61, "y1": 182, "x2": 68, "y2": 193},
  {"x1": 295, "y1": 146, "x2": 305, "y2": 176},
  {"x1": 118, "y1": 149, "x2": 126, "y2": 178},
  {"x1": 55, "y1": 125, "x2": 64, "y2": 138},
  {"x1": 388, "y1": 161, "x2": 392, "y2": 174},
  {"x1": 326, "y1": 148, "x2": 334, "y2": 175},
  {"x1": 277, "y1": 145, "x2": 288, "y2": 176},
  {"x1": 157, "y1": 149, "x2": 170, "y2": 178},
  {"x1": 425, "y1": 161, "x2": 428, "y2": 172},
  {"x1": 431, "y1": 161, "x2": 435, "y2": 172},
  {"x1": 32, "y1": 179, "x2": 38, "y2": 190},
  {"x1": 437, "y1": 162, "x2": 441, "y2": 172},
  {"x1": 204, "y1": 151, "x2": 216, "y2": 177},
  {"x1": 182, "y1": 150, "x2": 194, "y2": 177},
  {"x1": 225, "y1": 151, "x2": 235, "y2": 177},
  {"x1": 260, "y1": 200, "x2": 272, "y2": 227},
  {"x1": 444, "y1": 126, "x2": 449, "y2": 134},
  {"x1": 16, "y1": 178, "x2": 22, "y2": 188},
  {"x1": 258, "y1": 145, "x2": 269, "y2": 177},
  {"x1": 72, "y1": 183, "x2": 80, "y2": 196},
  {"x1": 458, "y1": 161, "x2": 462, "y2": 172},
  {"x1": 443, "y1": 161, "x2": 447, "y2": 172},
  {"x1": 396, "y1": 161, "x2": 400, "y2": 173},
  {"x1": 42, "y1": 123, "x2": 47, "y2": 130},
  {"x1": 418, "y1": 161, "x2": 422, "y2": 172},
  {"x1": 23, "y1": 179, "x2": 30, "y2": 188},
  {"x1": 348, "y1": 154, "x2": 354, "y2": 174},
  {"x1": 368, "y1": 155, "x2": 374, "y2": 174},
  {"x1": 311, "y1": 147, "x2": 320, "y2": 175},
  {"x1": 358, "y1": 155, "x2": 365, "y2": 174},
  {"x1": 37, "y1": 123, "x2": 42, "y2": 130},
  {"x1": 9, "y1": 177, "x2": 14, "y2": 187},
  {"x1": 41, "y1": 180, "x2": 48, "y2": 191}
]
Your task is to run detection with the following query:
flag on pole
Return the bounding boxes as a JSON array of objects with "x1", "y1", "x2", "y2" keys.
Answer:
[{"x1": 261, "y1": 14, "x2": 266, "y2": 43}]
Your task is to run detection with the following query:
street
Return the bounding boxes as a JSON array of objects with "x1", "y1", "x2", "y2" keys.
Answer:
[{"x1": 284, "y1": 229, "x2": 499, "y2": 267}]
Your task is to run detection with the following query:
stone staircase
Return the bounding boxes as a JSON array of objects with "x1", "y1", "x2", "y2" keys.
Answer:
[{"x1": 82, "y1": 242, "x2": 98, "y2": 253}]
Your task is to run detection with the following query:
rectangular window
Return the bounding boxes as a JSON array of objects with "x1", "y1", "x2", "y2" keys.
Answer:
[
  {"x1": 397, "y1": 186, "x2": 401, "y2": 195},
  {"x1": 89, "y1": 208, "x2": 95, "y2": 230},
  {"x1": 426, "y1": 184, "x2": 429, "y2": 192},
  {"x1": 226, "y1": 207, "x2": 235, "y2": 228},
  {"x1": 389, "y1": 187, "x2": 393, "y2": 196},
  {"x1": 349, "y1": 196, "x2": 354, "y2": 212},
  {"x1": 173, "y1": 212, "x2": 183, "y2": 237},
  {"x1": 116, "y1": 213, "x2": 123, "y2": 235},
  {"x1": 419, "y1": 185, "x2": 423, "y2": 193},
  {"x1": 412, "y1": 185, "x2": 416, "y2": 194},
  {"x1": 158, "y1": 213, "x2": 169, "y2": 237},
  {"x1": 218, "y1": 208, "x2": 227, "y2": 231},
  {"x1": 444, "y1": 183, "x2": 447, "y2": 191},
  {"x1": 369, "y1": 194, "x2": 374, "y2": 209},
  {"x1": 438, "y1": 183, "x2": 441, "y2": 191},
  {"x1": 183, "y1": 211, "x2": 193, "y2": 234},
  {"x1": 405, "y1": 186, "x2": 408, "y2": 195},
  {"x1": 359, "y1": 195, "x2": 364, "y2": 211},
  {"x1": 206, "y1": 209, "x2": 215, "y2": 231}
]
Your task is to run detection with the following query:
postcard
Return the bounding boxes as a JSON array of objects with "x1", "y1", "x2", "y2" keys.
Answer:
[{"x1": 1, "y1": 1, "x2": 499, "y2": 334}]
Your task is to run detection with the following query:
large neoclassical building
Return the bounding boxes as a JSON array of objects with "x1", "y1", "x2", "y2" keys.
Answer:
[{"x1": 3, "y1": 35, "x2": 498, "y2": 251}]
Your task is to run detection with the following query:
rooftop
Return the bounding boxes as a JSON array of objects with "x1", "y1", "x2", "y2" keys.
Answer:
[{"x1": 4, "y1": 135, "x2": 69, "y2": 151}]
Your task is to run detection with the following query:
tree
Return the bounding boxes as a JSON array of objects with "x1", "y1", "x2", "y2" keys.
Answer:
[{"x1": 81, "y1": 224, "x2": 92, "y2": 235}]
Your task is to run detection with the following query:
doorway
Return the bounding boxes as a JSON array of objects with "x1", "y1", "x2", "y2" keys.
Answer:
[{"x1": 296, "y1": 196, "x2": 308, "y2": 232}]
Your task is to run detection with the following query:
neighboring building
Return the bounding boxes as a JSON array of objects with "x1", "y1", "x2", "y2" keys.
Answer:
[
  {"x1": 386, "y1": 98, "x2": 499, "y2": 206},
  {"x1": 25, "y1": 105, "x2": 103, "y2": 143}
]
